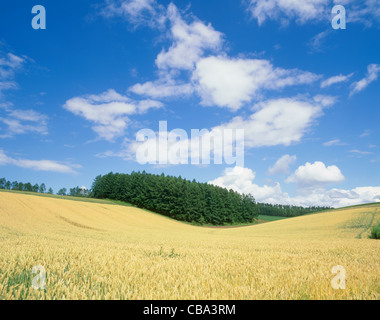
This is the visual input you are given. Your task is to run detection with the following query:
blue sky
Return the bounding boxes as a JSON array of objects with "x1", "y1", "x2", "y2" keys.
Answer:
[{"x1": 0, "y1": 0, "x2": 379, "y2": 207}]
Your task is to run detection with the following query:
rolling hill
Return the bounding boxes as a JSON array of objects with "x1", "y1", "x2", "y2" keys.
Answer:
[{"x1": 0, "y1": 190, "x2": 379, "y2": 299}]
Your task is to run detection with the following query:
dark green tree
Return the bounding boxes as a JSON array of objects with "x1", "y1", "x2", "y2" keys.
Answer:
[
  {"x1": 57, "y1": 188, "x2": 67, "y2": 196},
  {"x1": 17, "y1": 182, "x2": 24, "y2": 191},
  {"x1": 0, "y1": 178, "x2": 6, "y2": 189},
  {"x1": 24, "y1": 182, "x2": 33, "y2": 192},
  {"x1": 11, "y1": 181, "x2": 19, "y2": 190},
  {"x1": 4, "y1": 180, "x2": 11, "y2": 190},
  {"x1": 39, "y1": 183, "x2": 46, "y2": 193}
]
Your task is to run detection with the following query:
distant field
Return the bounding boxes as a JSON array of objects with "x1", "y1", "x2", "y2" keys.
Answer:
[
  {"x1": 257, "y1": 215, "x2": 290, "y2": 222},
  {"x1": 0, "y1": 189, "x2": 133, "y2": 207},
  {"x1": 0, "y1": 190, "x2": 379, "y2": 299}
]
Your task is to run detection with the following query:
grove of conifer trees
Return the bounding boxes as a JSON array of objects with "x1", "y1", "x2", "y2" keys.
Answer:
[{"x1": 91, "y1": 171, "x2": 258, "y2": 225}]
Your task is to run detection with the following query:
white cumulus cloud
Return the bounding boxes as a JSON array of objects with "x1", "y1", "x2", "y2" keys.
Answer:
[
  {"x1": 193, "y1": 55, "x2": 320, "y2": 110},
  {"x1": 286, "y1": 161, "x2": 345, "y2": 188},
  {"x1": 63, "y1": 89, "x2": 163, "y2": 141},
  {"x1": 209, "y1": 166, "x2": 380, "y2": 207},
  {"x1": 209, "y1": 166, "x2": 287, "y2": 204},
  {"x1": 155, "y1": 3, "x2": 224, "y2": 71},
  {"x1": 214, "y1": 96, "x2": 331, "y2": 147}
]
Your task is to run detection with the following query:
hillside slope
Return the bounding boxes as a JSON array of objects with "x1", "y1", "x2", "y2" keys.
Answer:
[{"x1": 0, "y1": 191, "x2": 379, "y2": 300}]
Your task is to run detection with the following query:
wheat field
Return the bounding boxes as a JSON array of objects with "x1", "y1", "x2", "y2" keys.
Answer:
[{"x1": 0, "y1": 190, "x2": 379, "y2": 300}]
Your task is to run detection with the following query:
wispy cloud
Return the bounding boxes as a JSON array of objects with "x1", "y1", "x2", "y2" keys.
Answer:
[
  {"x1": 309, "y1": 30, "x2": 331, "y2": 53},
  {"x1": 0, "y1": 51, "x2": 48, "y2": 138},
  {"x1": 129, "y1": 71, "x2": 194, "y2": 99},
  {"x1": 0, "y1": 52, "x2": 25, "y2": 79},
  {"x1": 268, "y1": 154, "x2": 297, "y2": 175},
  {"x1": 99, "y1": 0, "x2": 166, "y2": 28},
  {"x1": 360, "y1": 129, "x2": 371, "y2": 138},
  {"x1": 323, "y1": 139, "x2": 347, "y2": 146},
  {"x1": 321, "y1": 73, "x2": 354, "y2": 88},
  {"x1": 349, "y1": 149, "x2": 374, "y2": 155},
  {"x1": 0, "y1": 52, "x2": 25, "y2": 97},
  {"x1": 245, "y1": 0, "x2": 329, "y2": 26},
  {"x1": 245, "y1": 0, "x2": 380, "y2": 27},
  {"x1": 350, "y1": 64, "x2": 380, "y2": 96},
  {"x1": 0, "y1": 104, "x2": 48, "y2": 138},
  {"x1": 0, "y1": 149, "x2": 81, "y2": 174}
]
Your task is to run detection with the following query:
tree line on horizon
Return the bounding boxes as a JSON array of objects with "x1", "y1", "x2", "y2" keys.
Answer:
[
  {"x1": 91, "y1": 171, "x2": 330, "y2": 225},
  {"x1": 256, "y1": 202, "x2": 330, "y2": 217},
  {"x1": 1, "y1": 173, "x2": 330, "y2": 225},
  {"x1": 0, "y1": 177, "x2": 89, "y2": 197}
]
